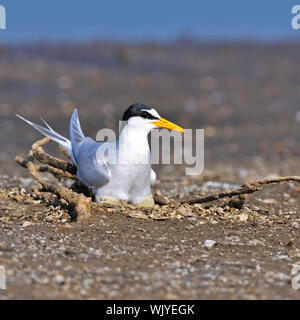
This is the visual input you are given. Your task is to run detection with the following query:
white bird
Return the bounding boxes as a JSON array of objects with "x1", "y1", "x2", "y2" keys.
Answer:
[{"x1": 17, "y1": 103, "x2": 184, "y2": 207}]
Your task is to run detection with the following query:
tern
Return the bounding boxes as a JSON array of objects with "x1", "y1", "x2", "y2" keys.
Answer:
[{"x1": 17, "y1": 103, "x2": 184, "y2": 207}]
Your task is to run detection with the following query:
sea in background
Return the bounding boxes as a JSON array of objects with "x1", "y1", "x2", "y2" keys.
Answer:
[{"x1": 0, "y1": 0, "x2": 299, "y2": 44}]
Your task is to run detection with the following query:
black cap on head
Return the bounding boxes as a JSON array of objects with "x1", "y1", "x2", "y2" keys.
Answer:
[{"x1": 122, "y1": 103, "x2": 159, "y2": 121}]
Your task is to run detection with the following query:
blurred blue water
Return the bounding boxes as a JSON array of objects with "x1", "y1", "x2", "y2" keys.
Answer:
[{"x1": 0, "y1": 0, "x2": 298, "y2": 43}]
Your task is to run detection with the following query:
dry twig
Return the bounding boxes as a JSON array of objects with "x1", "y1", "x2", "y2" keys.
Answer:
[
  {"x1": 181, "y1": 176, "x2": 300, "y2": 204},
  {"x1": 29, "y1": 137, "x2": 77, "y2": 175},
  {"x1": 15, "y1": 138, "x2": 90, "y2": 221}
]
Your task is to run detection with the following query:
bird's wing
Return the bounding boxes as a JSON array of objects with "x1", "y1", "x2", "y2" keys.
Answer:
[
  {"x1": 76, "y1": 137, "x2": 111, "y2": 189},
  {"x1": 70, "y1": 108, "x2": 86, "y2": 162}
]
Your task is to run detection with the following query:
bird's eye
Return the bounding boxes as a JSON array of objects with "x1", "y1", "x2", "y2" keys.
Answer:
[{"x1": 142, "y1": 111, "x2": 148, "y2": 118}]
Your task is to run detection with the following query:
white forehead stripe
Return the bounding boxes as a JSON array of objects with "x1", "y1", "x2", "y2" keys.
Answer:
[{"x1": 141, "y1": 108, "x2": 160, "y2": 119}]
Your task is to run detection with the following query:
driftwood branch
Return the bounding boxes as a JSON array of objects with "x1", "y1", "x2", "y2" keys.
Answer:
[
  {"x1": 29, "y1": 137, "x2": 77, "y2": 175},
  {"x1": 15, "y1": 138, "x2": 90, "y2": 221},
  {"x1": 182, "y1": 176, "x2": 300, "y2": 204},
  {"x1": 15, "y1": 155, "x2": 76, "y2": 180},
  {"x1": 16, "y1": 155, "x2": 91, "y2": 221}
]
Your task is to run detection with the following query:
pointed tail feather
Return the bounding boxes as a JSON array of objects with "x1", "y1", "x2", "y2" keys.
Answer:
[
  {"x1": 16, "y1": 114, "x2": 77, "y2": 164},
  {"x1": 40, "y1": 117, "x2": 55, "y2": 131}
]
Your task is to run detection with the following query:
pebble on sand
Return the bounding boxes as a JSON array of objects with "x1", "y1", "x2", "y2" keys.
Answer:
[{"x1": 203, "y1": 240, "x2": 217, "y2": 249}]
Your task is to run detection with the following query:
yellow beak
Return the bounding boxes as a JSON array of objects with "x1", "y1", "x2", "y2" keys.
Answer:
[{"x1": 152, "y1": 117, "x2": 184, "y2": 133}]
